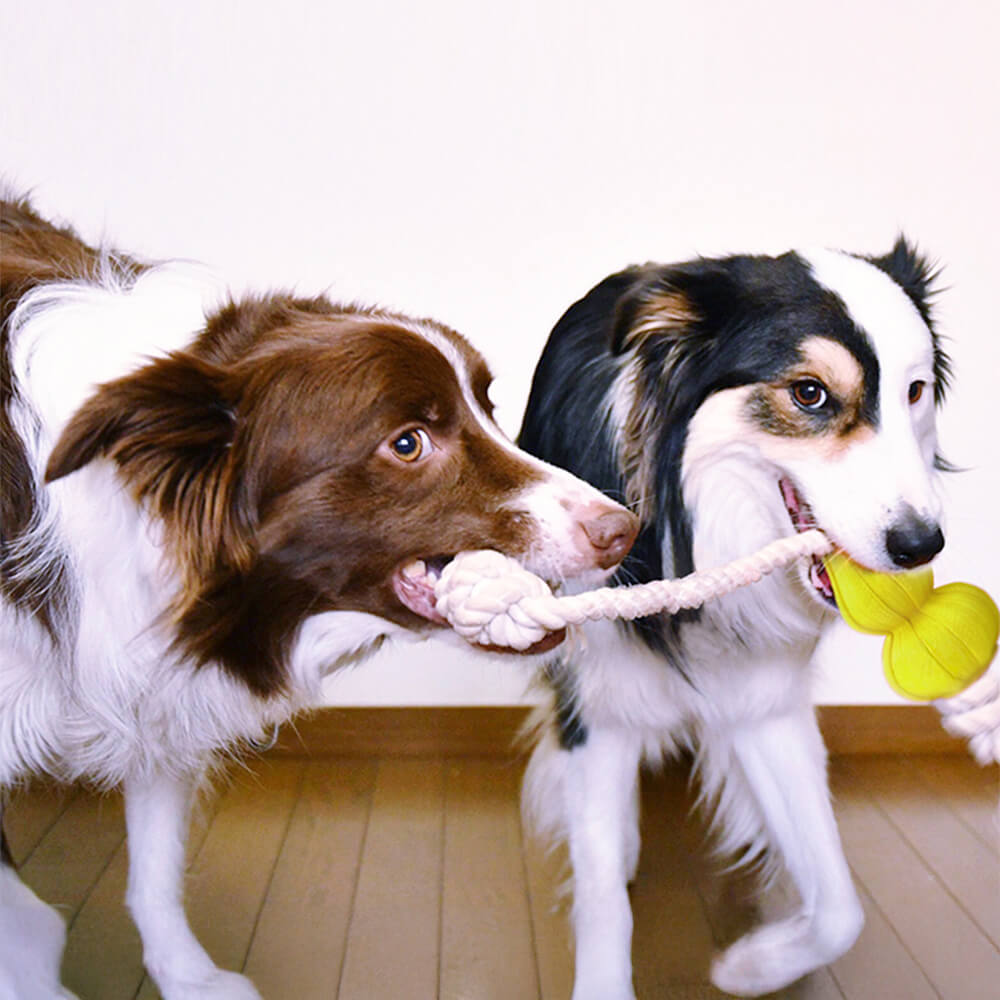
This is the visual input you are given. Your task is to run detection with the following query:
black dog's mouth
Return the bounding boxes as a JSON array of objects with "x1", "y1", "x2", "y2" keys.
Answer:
[
  {"x1": 778, "y1": 477, "x2": 836, "y2": 606},
  {"x1": 391, "y1": 555, "x2": 566, "y2": 655}
]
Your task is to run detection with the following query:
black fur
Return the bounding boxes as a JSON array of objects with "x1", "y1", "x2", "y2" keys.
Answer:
[
  {"x1": 0, "y1": 824, "x2": 12, "y2": 867},
  {"x1": 543, "y1": 657, "x2": 588, "y2": 749},
  {"x1": 867, "y1": 236, "x2": 950, "y2": 402},
  {"x1": 519, "y1": 246, "x2": 943, "y2": 661}
]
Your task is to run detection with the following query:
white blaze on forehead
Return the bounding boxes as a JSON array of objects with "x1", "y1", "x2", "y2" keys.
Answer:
[
  {"x1": 410, "y1": 318, "x2": 544, "y2": 463},
  {"x1": 406, "y1": 318, "x2": 491, "y2": 419},
  {"x1": 409, "y1": 318, "x2": 630, "y2": 579},
  {"x1": 801, "y1": 249, "x2": 936, "y2": 400}
]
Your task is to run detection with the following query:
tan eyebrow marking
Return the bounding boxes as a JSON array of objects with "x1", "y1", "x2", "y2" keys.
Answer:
[
  {"x1": 797, "y1": 336, "x2": 864, "y2": 402},
  {"x1": 744, "y1": 336, "x2": 874, "y2": 450}
]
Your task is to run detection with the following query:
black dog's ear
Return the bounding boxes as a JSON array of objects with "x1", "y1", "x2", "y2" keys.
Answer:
[
  {"x1": 610, "y1": 269, "x2": 700, "y2": 356},
  {"x1": 868, "y1": 236, "x2": 951, "y2": 404},
  {"x1": 868, "y1": 235, "x2": 941, "y2": 326}
]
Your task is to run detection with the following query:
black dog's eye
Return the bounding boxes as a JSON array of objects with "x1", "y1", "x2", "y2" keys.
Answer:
[
  {"x1": 791, "y1": 378, "x2": 829, "y2": 412},
  {"x1": 389, "y1": 428, "x2": 431, "y2": 463},
  {"x1": 908, "y1": 380, "x2": 926, "y2": 405}
]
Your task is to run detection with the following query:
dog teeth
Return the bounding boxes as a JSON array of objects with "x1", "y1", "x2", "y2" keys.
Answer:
[{"x1": 402, "y1": 560, "x2": 427, "y2": 581}]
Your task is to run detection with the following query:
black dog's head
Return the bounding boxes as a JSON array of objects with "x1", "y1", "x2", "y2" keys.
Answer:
[{"x1": 520, "y1": 239, "x2": 948, "y2": 625}]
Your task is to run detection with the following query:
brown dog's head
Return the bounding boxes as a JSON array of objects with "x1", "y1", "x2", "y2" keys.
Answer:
[{"x1": 46, "y1": 296, "x2": 637, "y2": 695}]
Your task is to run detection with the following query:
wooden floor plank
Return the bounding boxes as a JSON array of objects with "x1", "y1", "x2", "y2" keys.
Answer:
[
  {"x1": 440, "y1": 758, "x2": 539, "y2": 1000},
  {"x1": 191, "y1": 761, "x2": 303, "y2": 973},
  {"x1": 18, "y1": 789, "x2": 124, "y2": 926},
  {"x1": 630, "y1": 767, "x2": 720, "y2": 995},
  {"x1": 3, "y1": 782, "x2": 78, "y2": 864},
  {"x1": 337, "y1": 759, "x2": 444, "y2": 1000},
  {"x1": 522, "y1": 827, "x2": 574, "y2": 1000},
  {"x1": 828, "y1": 878, "x2": 938, "y2": 1000},
  {"x1": 64, "y1": 783, "x2": 227, "y2": 1000},
  {"x1": 10, "y1": 751, "x2": 996, "y2": 1000},
  {"x1": 902, "y1": 755, "x2": 999, "y2": 856},
  {"x1": 61, "y1": 842, "x2": 141, "y2": 1000},
  {"x1": 134, "y1": 760, "x2": 304, "y2": 1000},
  {"x1": 243, "y1": 759, "x2": 376, "y2": 1000},
  {"x1": 830, "y1": 761, "x2": 1000, "y2": 1000},
  {"x1": 844, "y1": 755, "x2": 1000, "y2": 948}
]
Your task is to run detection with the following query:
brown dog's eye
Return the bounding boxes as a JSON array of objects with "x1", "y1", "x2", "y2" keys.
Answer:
[
  {"x1": 389, "y1": 428, "x2": 431, "y2": 463},
  {"x1": 908, "y1": 380, "x2": 926, "y2": 405},
  {"x1": 791, "y1": 378, "x2": 829, "y2": 412}
]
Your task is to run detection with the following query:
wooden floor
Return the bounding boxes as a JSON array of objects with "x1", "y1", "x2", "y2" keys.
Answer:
[{"x1": 5, "y1": 753, "x2": 999, "y2": 1000}]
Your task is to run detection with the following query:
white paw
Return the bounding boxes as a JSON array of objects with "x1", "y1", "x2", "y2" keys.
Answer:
[
  {"x1": 159, "y1": 969, "x2": 262, "y2": 1000},
  {"x1": 710, "y1": 908, "x2": 862, "y2": 998}
]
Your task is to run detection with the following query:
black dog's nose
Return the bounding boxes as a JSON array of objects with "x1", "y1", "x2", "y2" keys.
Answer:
[{"x1": 885, "y1": 510, "x2": 944, "y2": 569}]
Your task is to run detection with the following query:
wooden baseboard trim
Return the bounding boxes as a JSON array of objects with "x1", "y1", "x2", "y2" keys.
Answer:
[
  {"x1": 816, "y1": 704, "x2": 964, "y2": 755},
  {"x1": 267, "y1": 704, "x2": 966, "y2": 758},
  {"x1": 270, "y1": 706, "x2": 533, "y2": 758}
]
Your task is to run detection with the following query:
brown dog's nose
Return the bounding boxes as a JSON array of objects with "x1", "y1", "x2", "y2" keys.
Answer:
[{"x1": 581, "y1": 509, "x2": 640, "y2": 570}]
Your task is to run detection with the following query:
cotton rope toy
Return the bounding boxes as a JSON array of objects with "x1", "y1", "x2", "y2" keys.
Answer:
[{"x1": 434, "y1": 529, "x2": 999, "y2": 701}]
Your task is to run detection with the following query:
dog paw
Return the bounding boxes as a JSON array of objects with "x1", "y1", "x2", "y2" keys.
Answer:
[
  {"x1": 159, "y1": 969, "x2": 262, "y2": 1000},
  {"x1": 711, "y1": 922, "x2": 807, "y2": 997},
  {"x1": 710, "y1": 907, "x2": 862, "y2": 998}
]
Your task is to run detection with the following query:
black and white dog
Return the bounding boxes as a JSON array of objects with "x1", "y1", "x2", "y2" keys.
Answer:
[{"x1": 518, "y1": 241, "x2": 957, "y2": 997}]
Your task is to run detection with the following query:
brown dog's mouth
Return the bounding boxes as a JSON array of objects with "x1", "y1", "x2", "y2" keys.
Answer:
[
  {"x1": 391, "y1": 554, "x2": 567, "y2": 655},
  {"x1": 392, "y1": 555, "x2": 455, "y2": 625},
  {"x1": 778, "y1": 477, "x2": 836, "y2": 606}
]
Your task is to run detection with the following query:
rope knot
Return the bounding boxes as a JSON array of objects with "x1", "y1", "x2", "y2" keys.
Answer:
[{"x1": 435, "y1": 550, "x2": 563, "y2": 650}]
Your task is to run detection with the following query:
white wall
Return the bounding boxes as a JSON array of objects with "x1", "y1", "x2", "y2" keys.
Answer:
[{"x1": 3, "y1": 0, "x2": 997, "y2": 705}]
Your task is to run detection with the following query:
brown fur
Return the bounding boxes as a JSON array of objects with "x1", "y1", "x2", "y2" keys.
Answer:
[
  {"x1": 1, "y1": 195, "x2": 143, "y2": 636},
  {"x1": 44, "y1": 296, "x2": 546, "y2": 696},
  {"x1": 6, "y1": 194, "x2": 636, "y2": 698},
  {"x1": 622, "y1": 287, "x2": 699, "y2": 351}
]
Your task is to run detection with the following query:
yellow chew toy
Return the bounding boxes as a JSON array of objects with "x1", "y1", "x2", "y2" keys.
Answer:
[{"x1": 823, "y1": 553, "x2": 1000, "y2": 700}]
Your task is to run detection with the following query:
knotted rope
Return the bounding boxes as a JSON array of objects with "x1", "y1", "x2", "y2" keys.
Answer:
[{"x1": 434, "y1": 528, "x2": 834, "y2": 651}]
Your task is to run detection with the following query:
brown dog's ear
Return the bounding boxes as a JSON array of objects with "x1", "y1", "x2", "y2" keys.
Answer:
[
  {"x1": 46, "y1": 351, "x2": 254, "y2": 577},
  {"x1": 45, "y1": 351, "x2": 235, "y2": 484}
]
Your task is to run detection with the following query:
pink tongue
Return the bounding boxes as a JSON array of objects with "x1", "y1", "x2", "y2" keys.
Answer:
[
  {"x1": 779, "y1": 478, "x2": 798, "y2": 510},
  {"x1": 810, "y1": 560, "x2": 835, "y2": 600},
  {"x1": 780, "y1": 478, "x2": 807, "y2": 529},
  {"x1": 393, "y1": 574, "x2": 447, "y2": 624}
]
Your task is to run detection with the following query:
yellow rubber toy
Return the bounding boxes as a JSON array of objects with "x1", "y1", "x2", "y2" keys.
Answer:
[{"x1": 824, "y1": 552, "x2": 999, "y2": 701}]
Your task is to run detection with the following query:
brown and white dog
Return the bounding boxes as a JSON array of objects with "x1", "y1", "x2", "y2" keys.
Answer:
[{"x1": 0, "y1": 194, "x2": 638, "y2": 999}]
